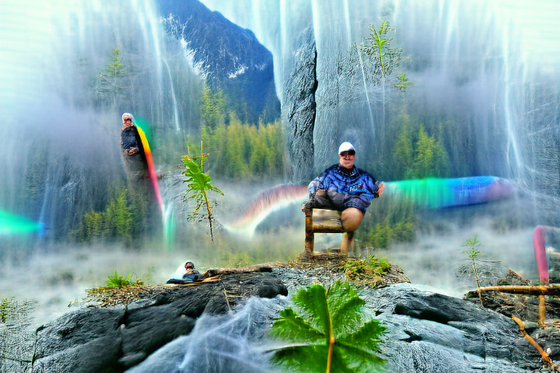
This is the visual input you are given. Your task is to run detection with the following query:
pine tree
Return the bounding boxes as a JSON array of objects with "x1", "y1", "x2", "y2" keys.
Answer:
[
  {"x1": 225, "y1": 113, "x2": 248, "y2": 178},
  {"x1": 393, "y1": 114, "x2": 414, "y2": 179},
  {"x1": 95, "y1": 48, "x2": 128, "y2": 104}
]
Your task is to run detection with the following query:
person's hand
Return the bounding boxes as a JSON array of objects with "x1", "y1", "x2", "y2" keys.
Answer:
[
  {"x1": 377, "y1": 182, "x2": 386, "y2": 197},
  {"x1": 127, "y1": 147, "x2": 138, "y2": 155}
]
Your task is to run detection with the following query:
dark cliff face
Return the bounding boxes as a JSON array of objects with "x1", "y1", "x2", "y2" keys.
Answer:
[
  {"x1": 283, "y1": 27, "x2": 317, "y2": 184},
  {"x1": 157, "y1": 0, "x2": 280, "y2": 125}
]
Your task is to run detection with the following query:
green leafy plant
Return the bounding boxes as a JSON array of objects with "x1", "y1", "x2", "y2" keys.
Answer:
[
  {"x1": 182, "y1": 141, "x2": 224, "y2": 241},
  {"x1": 105, "y1": 270, "x2": 144, "y2": 288},
  {"x1": 462, "y1": 235, "x2": 484, "y2": 305},
  {"x1": 269, "y1": 281, "x2": 386, "y2": 373},
  {"x1": 361, "y1": 20, "x2": 401, "y2": 77},
  {"x1": 394, "y1": 73, "x2": 411, "y2": 91},
  {"x1": 96, "y1": 47, "x2": 128, "y2": 103},
  {"x1": 343, "y1": 256, "x2": 391, "y2": 278},
  {"x1": 0, "y1": 297, "x2": 13, "y2": 323}
]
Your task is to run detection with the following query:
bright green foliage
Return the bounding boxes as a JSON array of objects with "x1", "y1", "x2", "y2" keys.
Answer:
[
  {"x1": 182, "y1": 142, "x2": 224, "y2": 241},
  {"x1": 361, "y1": 20, "x2": 402, "y2": 78},
  {"x1": 96, "y1": 48, "x2": 128, "y2": 103},
  {"x1": 225, "y1": 114, "x2": 249, "y2": 178},
  {"x1": 104, "y1": 48, "x2": 125, "y2": 77},
  {"x1": 200, "y1": 113, "x2": 287, "y2": 180},
  {"x1": 343, "y1": 256, "x2": 391, "y2": 278},
  {"x1": 74, "y1": 188, "x2": 142, "y2": 243},
  {"x1": 104, "y1": 190, "x2": 131, "y2": 239},
  {"x1": 270, "y1": 281, "x2": 386, "y2": 373},
  {"x1": 412, "y1": 125, "x2": 449, "y2": 179},
  {"x1": 392, "y1": 120, "x2": 450, "y2": 180},
  {"x1": 0, "y1": 297, "x2": 13, "y2": 323},
  {"x1": 394, "y1": 73, "x2": 411, "y2": 91},
  {"x1": 462, "y1": 235, "x2": 484, "y2": 305},
  {"x1": 357, "y1": 197, "x2": 416, "y2": 248},
  {"x1": 393, "y1": 114, "x2": 414, "y2": 179},
  {"x1": 83, "y1": 211, "x2": 104, "y2": 240},
  {"x1": 105, "y1": 270, "x2": 145, "y2": 288},
  {"x1": 201, "y1": 86, "x2": 226, "y2": 128}
]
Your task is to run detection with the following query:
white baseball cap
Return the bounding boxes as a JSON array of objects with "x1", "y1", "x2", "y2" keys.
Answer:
[{"x1": 338, "y1": 142, "x2": 355, "y2": 154}]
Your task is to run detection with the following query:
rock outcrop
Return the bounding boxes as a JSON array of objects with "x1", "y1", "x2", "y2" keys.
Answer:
[
  {"x1": 32, "y1": 273, "x2": 287, "y2": 373},
  {"x1": 7, "y1": 260, "x2": 559, "y2": 373},
  {"x1": 283, "y1": 26, "x2": 317, "y2": 184}
]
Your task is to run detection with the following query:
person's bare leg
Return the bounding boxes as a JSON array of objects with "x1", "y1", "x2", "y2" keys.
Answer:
[{"x1": 340, "y1": 208, "x2": 363, "y2": 255}]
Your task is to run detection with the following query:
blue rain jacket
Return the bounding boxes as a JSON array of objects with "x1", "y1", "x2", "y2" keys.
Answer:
[{"x1": 308, "y1": 164, "x2": 379, "y2": 214}]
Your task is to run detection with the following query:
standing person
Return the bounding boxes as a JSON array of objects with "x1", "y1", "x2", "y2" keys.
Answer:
[
  {"x1": 307, "y1": 142, "x2": 385, "y2": 254},
  {"x1": 120, "y1": 113, "x2": 147, "y2": 178}
]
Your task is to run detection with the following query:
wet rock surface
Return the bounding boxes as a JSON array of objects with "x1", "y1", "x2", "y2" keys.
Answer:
[
  {"x1": 365, "y1": 284, "x2": 548, "y2": 372},
  {"x1": 32, "y1": 273, "x2": 287, "y2": 373},
  {"x1": 17, "y1": 260, "x2": 560, "y2": 372}
]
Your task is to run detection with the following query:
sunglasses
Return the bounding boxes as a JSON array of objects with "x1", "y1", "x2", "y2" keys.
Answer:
[
  {"x1": 340, "y1": 150, "x2": 355, "y2": 157},
  {"x1": 124, "y1": 118, "x2": 132, "y2": 122}
]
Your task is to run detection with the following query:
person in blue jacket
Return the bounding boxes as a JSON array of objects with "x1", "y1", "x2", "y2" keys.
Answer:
[{"x1": 307, "y1": 141, "x2": 385, "y2": 254}]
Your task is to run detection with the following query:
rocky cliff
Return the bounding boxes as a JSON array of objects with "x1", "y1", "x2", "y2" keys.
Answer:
[{"x1": 4, "y1": 259, "x2": 559, "y2": 372}]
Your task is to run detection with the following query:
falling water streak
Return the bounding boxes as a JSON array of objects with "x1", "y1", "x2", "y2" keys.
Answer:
[
  {"x1": 344, "y1": 0, "x2": 375, "y2": 136},
  {"x1": 163, "y1": 204, "x2": 174, "y2": 248},
  {"x1": 343, "y1": 0, "x2": 352, "y2": 45},
  {"x1": 310, "y1": 0, "x2": 322, "y2": 61},
  {"x1": 138, "y1": 1, "x2": 164, "y2": 125},
  {"x1": 38, "y1": 174, "x2": 51, "y2": 229},
  {"x1": 441, "y1": 0, "x2": 459, "y2": 74},
  {"x1": 357, "y1": 50, "x2": 376, "y2": 137},
  {"x1": 162, "y1": 59, "x2": 181, "y2": 131},
  {"x1": 279, "y1": 0, "x2": 287, "y2": 101},
  {"x1": 501, "y1": 20, "x2": 523, "y2": 182}
]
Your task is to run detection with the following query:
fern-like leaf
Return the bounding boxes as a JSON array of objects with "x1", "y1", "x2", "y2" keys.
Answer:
[
  {"x1": 270, "y1": 307, "x2": 324, "y2": 343},
  {"x1": 291, "y1": 284, "x2": 331, "y2": 335}
]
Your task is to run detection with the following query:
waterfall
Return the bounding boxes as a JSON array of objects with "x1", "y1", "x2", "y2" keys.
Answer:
[
  {"x1": 0, "y1": 0, "x2": 202, "y2": 241},
  {"x1": 201, "y1": 0, "x2": 560, "y2": 221}
]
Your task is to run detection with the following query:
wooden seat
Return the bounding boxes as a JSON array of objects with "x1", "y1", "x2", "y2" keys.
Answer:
[{"x1": 302, "y1": 205, "x2": 350, "y2": 257}]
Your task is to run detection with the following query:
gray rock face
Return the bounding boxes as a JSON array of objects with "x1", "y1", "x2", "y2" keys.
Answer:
[
  {"x1": 32, "y1": 273, "x2": 287, "y2": 373},
  {"x1": 362, "y1": 284, "x2": 549, "y2": 372},
  {"x1": 283, "y1": 26, "x2": 317, "y2": 184},
  {"x1": 22, "y1": 269, "x2": 558, "y2": 373}
]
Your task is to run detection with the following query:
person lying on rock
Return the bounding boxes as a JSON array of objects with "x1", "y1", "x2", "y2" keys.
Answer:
[
  {"x1": 166, "y1": 261, "x2": 202, "y2": 284},
  {"x1": 306, "y1": 141, "x2": 385, "y2": 255}
]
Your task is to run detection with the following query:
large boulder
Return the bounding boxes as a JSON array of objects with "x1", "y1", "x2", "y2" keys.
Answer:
[
  {"x1": 363, "y1": 284, "x2": 551, "y2": 372},
  {"x1": 32, "y1": 273, "x2": 287, "y2": 373}
]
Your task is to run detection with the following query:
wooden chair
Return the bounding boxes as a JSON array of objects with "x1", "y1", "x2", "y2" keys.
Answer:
[{"x1": 302, "y1": 205, "x2": 351, "y2": 257}]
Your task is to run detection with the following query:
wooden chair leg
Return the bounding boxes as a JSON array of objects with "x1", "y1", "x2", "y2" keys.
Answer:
[{"x1": 304, "y1": 207, "x2": 314, "y2": 257}]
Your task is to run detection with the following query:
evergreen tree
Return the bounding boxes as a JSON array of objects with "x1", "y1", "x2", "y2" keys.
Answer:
[
  {"x1": 95, "y1": 48, "x2": 128, "y2": 104},
  {"x1": 200, "y1": 86, "x2": 226, "y2": 128},
  {"x1": 225, "y1": 113, "x2": 248, "y2": 178},
  {"x1": 393, "y1": 114, "x2": 414, "y2": 179},
  {"x1": 83, "y1": 211, "x2": 103, "y2": 241},
  {"x1": 412, "y1": 125, "x2": 450, "y2": 179},
  {"x1": 104, "y1": 189, "x2": 131, "y2": 239}
]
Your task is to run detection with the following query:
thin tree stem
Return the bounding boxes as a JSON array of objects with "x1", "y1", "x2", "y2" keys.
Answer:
[{"x1": 472, "y1": 259, "x2": 483, "y2": 306}]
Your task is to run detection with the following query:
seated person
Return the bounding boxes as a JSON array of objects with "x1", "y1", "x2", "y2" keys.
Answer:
[
  {"x1": 166, "y1": 261, "x2": 202, "y2": 284},
  {"x1": 307, "y1": 141, "x2": 385, "y2": 254}
]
